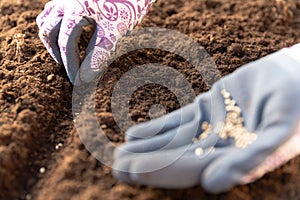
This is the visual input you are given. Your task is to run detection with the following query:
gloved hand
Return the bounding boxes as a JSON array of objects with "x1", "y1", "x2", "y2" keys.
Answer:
[
  {"x1": 36, "y1": 0, "x2": 155, "y2": 84},
  {"x1": 112, "y1": 47, "x2": 300, "y2": 193}
]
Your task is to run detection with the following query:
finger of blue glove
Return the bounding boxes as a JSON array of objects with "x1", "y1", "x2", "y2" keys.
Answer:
[
  {"x1": 114, "y1": 116, "x2": 222, "y2": 159},
  {"x1": 37, "y1": 4, "x2": 63, "y2": 64},
  {"x1": 113, "y1": 48, "x2": 300, "y2": 193},
  {"x1": 121, "y1": 84, "x2": 234, "y2": 155},
  {"x1": 113, "y1": 143, "x2": 229, "y2": 189},
  {"x1": 125, "y1": 78, "x2": 228, "y2": 143},
  {"x1": 58, "y1": 15, "x2": 91, "y2": 84},
  {"x1": 125, "y1": 103, "x2": 197, "y2": 141},
  {"x1": 200, "y1": 52, "x2": 300, "y2": 193},
  {"x1": 117, "y1": 85, "x2": 232, "y2": 159}
]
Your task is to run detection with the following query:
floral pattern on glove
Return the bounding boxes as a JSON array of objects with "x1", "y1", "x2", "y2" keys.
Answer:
[{"x1": 36, "y1": 0, "x2": 156, "y2": 83}]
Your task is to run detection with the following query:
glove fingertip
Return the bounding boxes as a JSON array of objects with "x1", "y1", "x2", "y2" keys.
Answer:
[
  {"x1": 79, "y1": 47, "x2": 110, "y2": 83},
  {"x1": 49, "y1": 22, "x2": 63, "y2": 64},
  {"x1": 201, "y1": 172, "x2": 230, "y2": 194},
  {"x1": 79, "y1": 54, "x2": 100, "y2": 83},
  {"x1": 200, "y1": 158, "x2": 238, "y2": 194},
  {"x1": 112, "y1": 157, "x2": 134, "y2": 184},
  {"x1": 112, "y1": 169, "x2": 130, "y2": 183},
  {"x1": 113, "y1": 145, "x2": 129, "y2": 160}
]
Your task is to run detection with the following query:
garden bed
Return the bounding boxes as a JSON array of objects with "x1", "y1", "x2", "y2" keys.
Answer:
[{"x1": 0, "y1": 0, "x2": 300, "y2": 199}]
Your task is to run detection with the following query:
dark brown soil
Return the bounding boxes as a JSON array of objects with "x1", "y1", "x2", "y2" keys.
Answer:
[{"x1": 1, "y1": 0, "x2": 300, "y2": 199}]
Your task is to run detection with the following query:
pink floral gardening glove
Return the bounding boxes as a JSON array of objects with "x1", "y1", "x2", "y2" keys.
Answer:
[{"x1": 36, "y1": 0, "x2": 155, "y2": 84}]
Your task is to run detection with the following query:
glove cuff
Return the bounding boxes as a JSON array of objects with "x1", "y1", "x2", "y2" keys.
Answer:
[{"x1": 242, "y1": 119, "x2": 300, "y2": 184}]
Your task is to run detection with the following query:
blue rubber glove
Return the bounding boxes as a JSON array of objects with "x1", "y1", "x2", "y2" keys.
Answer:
[
  {"x1": 112, "y1": 47, "x2": 300, "y2": 193},
  {"x1": 36, "y1": 0, "x2": 155, "y2": 84}
]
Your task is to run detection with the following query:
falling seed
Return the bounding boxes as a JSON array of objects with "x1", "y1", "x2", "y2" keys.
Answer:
[
  {"x1": 195, "y1": 148, "x2": 204, "y2": 156},
  {"x1": 39, "y1": 167, "x2": 46, "y2": 174}
]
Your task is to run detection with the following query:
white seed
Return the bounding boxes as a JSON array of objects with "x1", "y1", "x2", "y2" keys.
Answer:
[
  {"x1": 195, "y1": 148, "x2": 204, "y2": 156},
  {"x1": 39, "y1": 167, "x2": 46, "y2": 174},
  {"x1": 25, "y1": 194, "x2": 32, "y2": 200},
  {"x1": 226, "y1": 105, "x2": 234, "y2": 111},
  {"x1": 200, "y1": 133, "x2": 208, "y2": 139},
  {"x1": 214, "y1": 122, "x2": 224, "y2": 133},
  {"x1": 201, "y1": 121, "x2": 210, "y2": 130},
  {"x1": 224, "y1": 99, "x2": 231, "y2": 105},
  {"x1": 221, "y1": 89, "x2": 228, "y2": 95},
  {"x1": 101, "y1": 124, "x2": 108, "y2": 129},
  {"x1": 55, "y1": 143, "x2": 63, "y2": 150},
  {"x1": 229, "y1": 100, "x2": 236, "y2": 106},
  {"x1": 207, "y1": 147, "x2": 215, "y2": 154},
  {"x1": 223, "y1": 93, "x2": 230, "y2": 99},
  {"x1": 218, "y1": 89, "x2": 257, "y2": 149}
]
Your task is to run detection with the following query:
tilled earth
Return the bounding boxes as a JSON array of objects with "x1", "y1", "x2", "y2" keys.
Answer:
[{"x1": 1, "y1": 0, "x2": 300, "y2": 199}]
